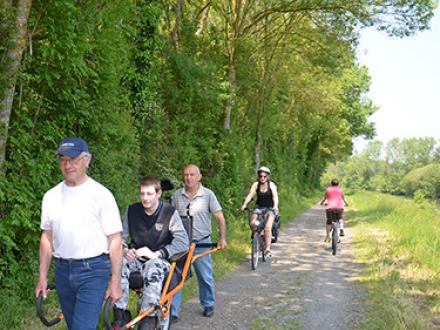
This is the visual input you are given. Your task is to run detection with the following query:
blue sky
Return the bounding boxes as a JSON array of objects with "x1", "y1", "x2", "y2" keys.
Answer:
[{"x1": 354, "y1": 5, "x2": 440, "y2": 151}]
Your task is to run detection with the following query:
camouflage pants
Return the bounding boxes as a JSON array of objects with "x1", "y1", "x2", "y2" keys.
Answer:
[{"x1": 114, "y1": 257, "x2": 170, "y2": 314}]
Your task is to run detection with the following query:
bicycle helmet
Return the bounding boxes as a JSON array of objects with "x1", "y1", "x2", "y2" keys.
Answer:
[{"x1": 257, "y1": 166, "x2": 271, "y2": 174}]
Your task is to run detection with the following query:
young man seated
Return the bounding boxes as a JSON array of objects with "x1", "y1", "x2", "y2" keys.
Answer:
[{"x1": 113, "y1": 176, "x2": 189, "y2": 329}]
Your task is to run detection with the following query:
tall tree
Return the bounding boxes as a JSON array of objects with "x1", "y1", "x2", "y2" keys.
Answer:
[
  {"x1": 213, "y1": 0, "x2": 435, "y2": 130},
  {"x1": 170, "y1": 0, "x2": 184, "y2": 50},
  {"x1": 0, "y1": 0, "x2": 32, "y2": 173}
]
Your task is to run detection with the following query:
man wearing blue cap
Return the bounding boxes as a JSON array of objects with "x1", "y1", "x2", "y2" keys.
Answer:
[{"x1": 35, "y1": 137, "x2": 123, "y2": 330}]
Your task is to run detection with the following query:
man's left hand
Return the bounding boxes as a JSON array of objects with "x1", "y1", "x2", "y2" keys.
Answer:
[
  {"x1": 106, "y1": 280, "x2": 122, "y2": 303},
  {"x1": 217, "y1": 238, "x2": 228, "y2": 250}
]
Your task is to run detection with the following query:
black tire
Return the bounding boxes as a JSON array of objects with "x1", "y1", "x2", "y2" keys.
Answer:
[
  {"x1": 138, "y1": 316, "x2": 158, "y2": 330},
  {"x1": 331, "y1": 223, "x2": 338, "y2": 256},
  {"x1": 251, "y1": 231, "x2": 260, "y2": 270},
  {"x1": 272, "y1": 215, "x2": 281, "y2": 243},
  {"x1": 260, "y1": 234, "x2": 266, "y2": 262},
  {"x1": 160, "y1": 313, "x2": 171, "y2": 330},
  {"x1": 271, "y1": 227, "x2": 279, "y2": 243}
]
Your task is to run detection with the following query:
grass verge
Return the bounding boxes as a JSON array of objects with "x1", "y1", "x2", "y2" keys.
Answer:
[{"x1": 349, "y1": 191, "x2": 440, "y2": 329}]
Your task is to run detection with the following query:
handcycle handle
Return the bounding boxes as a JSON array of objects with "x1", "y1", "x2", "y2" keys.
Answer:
[
  {"x1": 36, "y1": 285, "x2": 64, "y2": 327},
  {"x1": 170, "y1": 250, "x2": 189, "y2": 262},
  {"x1": 195, "y1": 242, "x2": 218, "y2": 248},
  {"x1": 104, "y1": 297, "x2": 123, "y2": 330},
  {"x1": 192, "y1": 243, "x2": 220, "y2": 263}
]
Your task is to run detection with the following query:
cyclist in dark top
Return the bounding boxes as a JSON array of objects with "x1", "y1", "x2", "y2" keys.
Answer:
[{"x1": 241, "y1": 166, "x2": 279, "y2": 257}]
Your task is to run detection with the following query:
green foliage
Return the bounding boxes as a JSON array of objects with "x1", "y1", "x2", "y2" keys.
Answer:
[
  {"x1": 324, "y1": 138, "x2": 439, "y2": 197},
  {"x1": 402, "y1": 163, "x2": 440, "y2": 199},
  {"x1": 0, "y1": 1, "x2": 13, "y2": 91},
  {"x1": 0, "y1": 1, "x2": 139, "y2": 327}
]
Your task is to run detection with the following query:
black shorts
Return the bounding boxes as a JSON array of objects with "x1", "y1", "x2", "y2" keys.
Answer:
[{"x1": 325, "y1": 208, "x2": 344, "y2": 225}]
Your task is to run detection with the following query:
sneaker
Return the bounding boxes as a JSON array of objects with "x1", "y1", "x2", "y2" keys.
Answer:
[
  {"x1": 264, "y1": 250, "x2": 272, "y2": 258},
  {"x1": 324, "y1": 237, "x2": 331, "y2": 243},
  {"x1": 340, "y1": 229, "x2": 345, "y2": 236},
  {"x1": 203, "y1": 307, "x2": 214, "y2": 317}
]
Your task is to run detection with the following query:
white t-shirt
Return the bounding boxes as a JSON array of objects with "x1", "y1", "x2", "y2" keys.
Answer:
[{"x1": 41, "y1": 177, "x2": 122, "y2": 259}]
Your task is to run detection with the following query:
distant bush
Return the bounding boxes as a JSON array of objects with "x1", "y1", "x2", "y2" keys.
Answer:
[{"x1": 402, "y1": 163, "x2": 440, "y2": 199}]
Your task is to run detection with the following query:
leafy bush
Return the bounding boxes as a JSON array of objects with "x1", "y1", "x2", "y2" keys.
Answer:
[{"x1": 402, "y1": 163, "x2": 440, "y2": 198}]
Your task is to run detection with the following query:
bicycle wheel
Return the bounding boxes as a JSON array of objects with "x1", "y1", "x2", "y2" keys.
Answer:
[
  {"x1": 331, "y1": 222, "x2": 339, "y2": 256},
  {"x1": 154, "y1": 313, "x2": 170, "y2": 330},
  {"x1": 260, "y1": 234, "x2": 266, "y2": 262},
  {"x1": 157, "y1": 314, "x2": 171, "y2": 330},
  {"x1": 251, "y1": 231, "x2": 260, "y2": 270}
]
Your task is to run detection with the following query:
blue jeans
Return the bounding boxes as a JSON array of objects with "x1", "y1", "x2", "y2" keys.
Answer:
[
  {"x1": 171, "y1": 236, "x2": 215, "y2": 317},
  {"x1": 54, "y1": 254, "x2": 111, "y2": 330}
]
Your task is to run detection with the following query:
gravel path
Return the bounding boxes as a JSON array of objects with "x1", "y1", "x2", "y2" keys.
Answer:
[{"x1": 172, "y1": 205, "x2": 365, "y2": 330}]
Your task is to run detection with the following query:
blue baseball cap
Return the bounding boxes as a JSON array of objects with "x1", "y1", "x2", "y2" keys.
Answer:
[{"x1": 57, "y1": 137, "x2": 89, "y2": 158}]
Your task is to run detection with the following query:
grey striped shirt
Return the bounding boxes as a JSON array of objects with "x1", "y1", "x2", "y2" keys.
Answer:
[{"x1": 171, "y1": 185, "x2": 222, "y2": 240}]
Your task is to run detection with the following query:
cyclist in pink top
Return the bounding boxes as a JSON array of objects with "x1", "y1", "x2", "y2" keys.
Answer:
[{"x1": 320, "y1": 179, "x2": 348, "y2": 242}]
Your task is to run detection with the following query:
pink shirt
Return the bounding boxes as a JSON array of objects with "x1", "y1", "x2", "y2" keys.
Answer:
[{"x1": 324, "y1": 186, "x2": 345, "y2": 209}]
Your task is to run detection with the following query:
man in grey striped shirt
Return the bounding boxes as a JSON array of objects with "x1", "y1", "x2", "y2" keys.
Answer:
[{"x1": 170, "y1": 164, "x2": 227, "y2": 321}]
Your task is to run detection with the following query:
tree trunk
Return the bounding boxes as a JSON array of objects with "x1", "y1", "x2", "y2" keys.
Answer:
[
  {"x1": 171, "y1": 0, "x2": 184, "y2": 50},
  {"x1": 223, "y1": 0, "x2": 241, "y2": 131},
  {"x1": 0, "y1": 0, "x2": 32, "y2": 174},
  {"x1": 254, "y1": 112, "x2": 262, "y2": 172},
  {"x1": 254, "y1": 68, "x2": 267, "y2": 171},
  {"x1": 253, "y1": 15, "x2": 271, "y2": 170},
  {"x1": 223, "y1": 54, "x2": 236, "y2": 130},
  {"x1": 195, "y1": 1, "x2": 210, "y2": 36}
]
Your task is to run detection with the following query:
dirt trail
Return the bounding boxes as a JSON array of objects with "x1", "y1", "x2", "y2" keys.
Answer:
[{"x1": 172, "y1": 205, "x2": 365, "y2": 330}]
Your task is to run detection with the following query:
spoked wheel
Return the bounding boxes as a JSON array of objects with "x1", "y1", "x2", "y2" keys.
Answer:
[
  {"x1": 138, "y1": 316, "x2": 163, "y2": 330},
  {"x1": 251, "y1": 231, "x2": 260, "y2": 270},
  {"x1": 158, "y1": 313, "x2": 171, "y2": 330},
  {"x1": 331, "y1": 222, "x2": 339, "y2": 256},
  {"x1": 260, "y1": 234, "x2": 266, "y2": 262}
]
